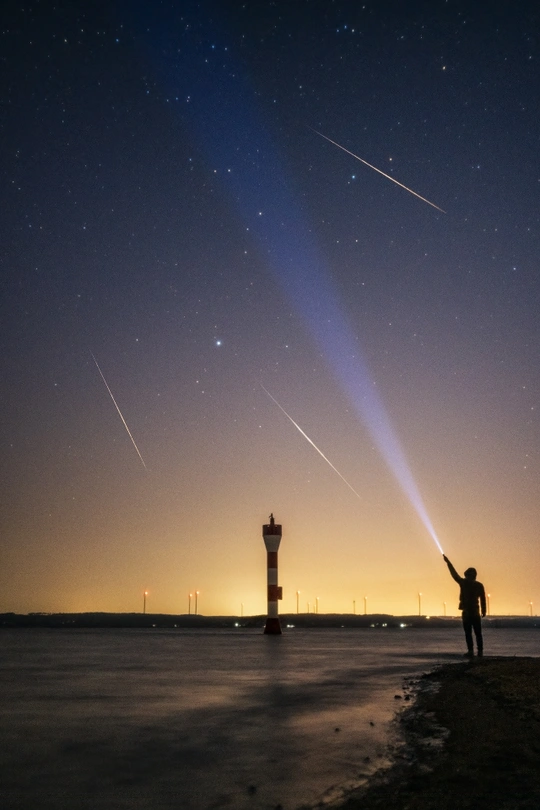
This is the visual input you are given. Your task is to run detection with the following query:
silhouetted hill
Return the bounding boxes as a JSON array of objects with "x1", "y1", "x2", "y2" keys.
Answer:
[{"x1": 0, "y1": 612, "x2": 538, "y2": 629}]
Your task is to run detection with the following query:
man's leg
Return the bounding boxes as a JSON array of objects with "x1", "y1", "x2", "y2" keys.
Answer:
[
  {"x1": 462, "y1": 613, "x2": 474, "y2": 656},
  {"x1": 472, "y1": 615, "x2": 483, "y2": 656}
]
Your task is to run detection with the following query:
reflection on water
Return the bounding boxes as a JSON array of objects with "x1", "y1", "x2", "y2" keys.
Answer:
[{"x1": 0, "y1": 627, "x2": 538, "y2": 809}]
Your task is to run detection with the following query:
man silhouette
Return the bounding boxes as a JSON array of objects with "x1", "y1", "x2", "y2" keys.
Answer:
[{"x1": 443, "y1": 554, "x2": 486, "y2": 657}]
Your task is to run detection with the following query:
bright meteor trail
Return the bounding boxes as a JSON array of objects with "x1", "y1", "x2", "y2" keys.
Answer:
[
  {"x1": 261, "y1": 384, "x2": 362, "y2": 501},
  {"x1": 310, "y1": 128, "x2": 446, "y2": 213},
  {"x1": 91, "y1": 352, "x2": 147, "y2": 470}
]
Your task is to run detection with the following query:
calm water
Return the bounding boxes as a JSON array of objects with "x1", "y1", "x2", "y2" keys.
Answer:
[{"x1": 0, "y1": 627, "x2": 538, "y2": 809}]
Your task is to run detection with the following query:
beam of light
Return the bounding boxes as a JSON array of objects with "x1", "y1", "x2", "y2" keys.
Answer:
[
  {"x1": 261, "y1": 384, "x2": 362, "y2": 501},
  {"x1": 90, "y1": 352, "x2": 147, "y2": 470},
  {"x1": 309, "y1": 127, "x2": 446, "y2": 213},
  {"x1": 140, "y1": 10, "x2": 444, "y2": 554}
]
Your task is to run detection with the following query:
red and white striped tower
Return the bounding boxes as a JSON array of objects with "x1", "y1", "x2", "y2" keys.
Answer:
[{"x1": 263, "y1": 513, "x2": 283, "y2": 635}]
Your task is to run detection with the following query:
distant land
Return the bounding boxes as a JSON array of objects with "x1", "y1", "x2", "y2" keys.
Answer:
[{"x1": 1, "y1": 613, "x2": 538, "y2": 629}]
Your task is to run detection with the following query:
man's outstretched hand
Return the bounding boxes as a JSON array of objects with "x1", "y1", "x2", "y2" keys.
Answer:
[{"x1": 443, "y1": 554, "x2": 449, "y2": 563}]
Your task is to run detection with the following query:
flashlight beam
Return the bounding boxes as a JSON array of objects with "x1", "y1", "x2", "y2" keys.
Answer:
[
  {"x1": 429, "y1": 534, "x2": 444, "y2": 555},
  {"x1": 91, "y1": 352, "x2": 147, "y2": 470},
  {"x1": 261, "y1": 384, "x2": 362, "y2": 501},
  {"x1": 310, "y1": 127, "x2": 446, "y2": 213}
]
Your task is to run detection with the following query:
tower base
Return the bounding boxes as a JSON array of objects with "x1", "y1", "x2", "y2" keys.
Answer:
[{"x1": 263, "y1": 617, "x2": 282, "y2": 635}]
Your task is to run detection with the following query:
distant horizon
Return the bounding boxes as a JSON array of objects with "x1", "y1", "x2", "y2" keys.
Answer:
[
  {"x1": 3, "y1": 610, "x2": 538, "y2": 618},
  {"x1": 2, "y1": 610, "x2": 538, "y2": 625}
]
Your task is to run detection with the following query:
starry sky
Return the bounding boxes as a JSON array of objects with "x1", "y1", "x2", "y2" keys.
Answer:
[{"x1": 2, "y1": 0, "x2": 539, "y2": 617}]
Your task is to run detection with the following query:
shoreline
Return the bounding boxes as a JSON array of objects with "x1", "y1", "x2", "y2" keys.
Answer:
[{"x1": 335, "y1": 656, "x2": 540, "y2": 810}]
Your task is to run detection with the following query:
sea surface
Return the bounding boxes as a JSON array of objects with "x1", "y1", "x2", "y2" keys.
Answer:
[{"x1": 0, "y1": 626, "x2": 538, "y2": 810}]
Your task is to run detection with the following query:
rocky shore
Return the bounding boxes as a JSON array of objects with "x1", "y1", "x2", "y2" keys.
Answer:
[{"x1": 339, "y1": 657, "x2": 540, "y2": 810}]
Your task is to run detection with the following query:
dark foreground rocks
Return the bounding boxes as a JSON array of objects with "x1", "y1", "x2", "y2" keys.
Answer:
[{"x1": 340, "y1": 657, "x2": 540, "y2": 810}]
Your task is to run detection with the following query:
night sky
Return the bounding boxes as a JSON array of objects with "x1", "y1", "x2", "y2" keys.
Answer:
[{"x1": 2, "y1": 1, "x2": 539, "y2": 617}]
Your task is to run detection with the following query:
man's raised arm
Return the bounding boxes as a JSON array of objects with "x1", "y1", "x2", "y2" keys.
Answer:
[{"x1": 443, "y1": 554, "x2": 462, "y2": 584}]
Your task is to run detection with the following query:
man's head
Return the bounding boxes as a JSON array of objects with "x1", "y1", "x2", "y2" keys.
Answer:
[{"x1": 464, "y1": 567, "x2": 477, "y2": 580}]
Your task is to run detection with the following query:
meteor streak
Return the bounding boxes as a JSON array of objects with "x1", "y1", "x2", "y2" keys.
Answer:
[
  {"x1": 261, "y1": 384, "x2": 362, "y2": 501},
  {"x1": 310, "y1": 127, "x2": 446, "y2": 213},
  {"x1": 91, "y1": 352, "x2": 147, "y2": 470}
]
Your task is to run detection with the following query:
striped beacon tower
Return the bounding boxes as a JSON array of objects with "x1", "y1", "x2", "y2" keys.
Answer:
[{"x1": 262, "y1": 513, "x2": 283, "y2": 635}]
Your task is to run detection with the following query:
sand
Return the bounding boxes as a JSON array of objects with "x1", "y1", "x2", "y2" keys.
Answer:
[{"x1": 337, "y1": 657, "x2": 540, "y2": 810}]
